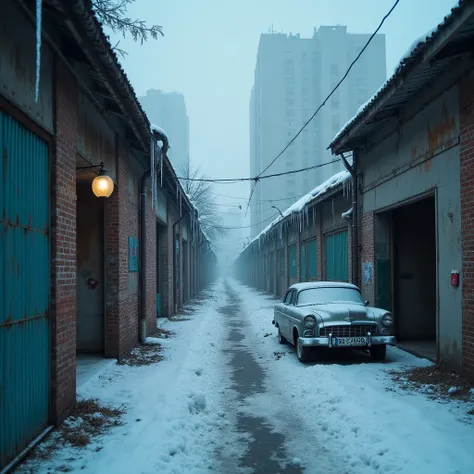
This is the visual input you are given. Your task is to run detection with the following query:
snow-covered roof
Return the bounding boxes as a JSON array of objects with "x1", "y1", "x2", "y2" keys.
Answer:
[
  {"x1": 150, "y1": 123, "x2": 169, "y2": 141},
  {"x1": 330, "y1": 0, "x2": 468, "y2": 152},
  {"x1": 239, "y1": 170, "x2": 351, "y2": 257}
]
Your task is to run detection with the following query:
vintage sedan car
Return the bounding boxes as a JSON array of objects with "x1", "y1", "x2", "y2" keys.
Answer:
[{"x1": 272, "y1": 282, "x2": 396, "y2": 362}]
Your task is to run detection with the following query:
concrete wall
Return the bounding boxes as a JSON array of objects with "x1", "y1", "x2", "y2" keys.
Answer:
[
  {"x1": 0, "y1": 0, "x2": 54, "y2": 132},
  {"x1": 359, "y1": 85, "x2": 462, "y2": 369},
  {"x1": 77, "y1": 92, "x2": 117, "y2": 181}
]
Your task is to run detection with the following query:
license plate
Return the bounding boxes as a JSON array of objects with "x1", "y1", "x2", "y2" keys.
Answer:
[{"x1": 333, "y1": 337, "x2": 367, "y2": 347}]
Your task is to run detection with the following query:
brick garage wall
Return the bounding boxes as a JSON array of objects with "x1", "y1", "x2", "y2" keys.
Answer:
[
  {"x1": 460, "y1": 73, "x2": 474, "y2": 380},
  {"x1": 157, "y1": 222, "x2": 169, "y2": 316},
  {"x1": 178, "y1": 222, "x2": 183, "y2": 308},
  {"x1": 162, "y1": 203, "x2": 179, "y2": 317},
  {"x1": 105, "y1": 152, "x2": 120, "y2": 357},
  {"x1": 119, "y1": 150, "x2": 140, "y2": 355},
  {"x1": 145, "y1": 189, "x2": 157, "y2": 334},
  {"x1": 105, "y1": 144, "x2": 140, "y2": 359},
  {"x1": 360, "y1": 211, "x2": 375, "y2": 304},
  {"x1": 50, "y1": 61, "x2": 77, "y2": 423}
]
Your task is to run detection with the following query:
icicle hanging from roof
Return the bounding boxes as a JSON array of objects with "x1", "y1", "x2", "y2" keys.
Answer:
[{"x1": 35, "y1": 0, "x2": 42, "y2": 102}]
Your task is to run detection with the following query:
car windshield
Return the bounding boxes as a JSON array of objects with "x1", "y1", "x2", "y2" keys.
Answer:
[{"x1": 297, "y1": 287, "x2": 364, "y2": 306}]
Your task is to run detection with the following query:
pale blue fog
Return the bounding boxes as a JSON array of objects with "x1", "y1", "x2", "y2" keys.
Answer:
[
  {"x1": 109, "y1": 0, "x2": 456, "y2": 264},
  {"x1": 5, "y1": 1, "x2": 474, "y2": 472}
]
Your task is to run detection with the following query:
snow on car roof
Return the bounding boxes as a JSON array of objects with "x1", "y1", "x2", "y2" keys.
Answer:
[{"x1": 289, "y1": 281, "x2": 360, "y2": 291}]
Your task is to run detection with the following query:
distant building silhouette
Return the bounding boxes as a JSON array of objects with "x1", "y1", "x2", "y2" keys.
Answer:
[
  {"x1": 250, "y1": 26, "x2": 386, "y2": 237},
  {"x1": 139, "y1": 89, "x2": 190, "y2": 174}
]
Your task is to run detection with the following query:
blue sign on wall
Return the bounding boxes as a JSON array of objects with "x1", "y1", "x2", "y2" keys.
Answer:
[{"x1": 129, "y1": 236, "x2": 139, "y2": 272}]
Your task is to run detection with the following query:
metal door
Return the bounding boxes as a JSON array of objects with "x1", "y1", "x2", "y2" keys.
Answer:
[
  {"x1": 300, "y1": 242, "x2": 307, "y2": 282},
  {"x1": 325, "y1": 230, "x2": 349, "y2": 282},
  {"x1": 307, "y1": 239, "x2": 318, "y2": 280},
  {"x1": 0, "y1": 112, "x2": 50, "y2": 469}
]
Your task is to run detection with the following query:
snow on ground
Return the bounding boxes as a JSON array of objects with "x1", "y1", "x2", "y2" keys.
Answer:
[
  {"x1": 19, "y1": 278, "x2": 474, "y2": 474},
  {"x1": 230, "y1": 279, "x2": 474, "y2": 474},
  {"x1": 20, "y1": 281, "x2": 238, "y2": 474}
]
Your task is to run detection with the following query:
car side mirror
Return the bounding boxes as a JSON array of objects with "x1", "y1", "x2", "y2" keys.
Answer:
[{"x1": 364, "y1": 300, "x2": 369, "y2": 306}]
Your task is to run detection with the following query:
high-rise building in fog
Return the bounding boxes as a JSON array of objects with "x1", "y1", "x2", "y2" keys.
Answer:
[
  {"x1": 250, "y1": 26, "x2": 386, "y2": 237},
  {"x1": 139, "y1": 90, "x2": 190, "y2": 174}
]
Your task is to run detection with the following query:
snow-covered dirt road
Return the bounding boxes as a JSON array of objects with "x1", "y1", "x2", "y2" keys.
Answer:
[{"x1": 18, "y1": 279, "x2": 474, "y2": 474}]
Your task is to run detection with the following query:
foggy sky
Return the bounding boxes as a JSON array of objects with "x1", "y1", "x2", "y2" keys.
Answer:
[{"x1": 108, "y1": 0, "x2": 457, "y2": 244}]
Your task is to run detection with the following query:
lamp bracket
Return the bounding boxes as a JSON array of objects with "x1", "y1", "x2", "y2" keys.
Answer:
[{"x1": 76, "y1": 162, "x2": 105, "y2": 172}]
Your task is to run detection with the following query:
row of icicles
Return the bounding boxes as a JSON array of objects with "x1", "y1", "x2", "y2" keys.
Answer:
[{"x1": 251, "y1": 176, "x2": 353, "y2": 253}]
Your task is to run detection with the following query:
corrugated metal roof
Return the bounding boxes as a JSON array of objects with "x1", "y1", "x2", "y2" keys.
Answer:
[{"x1": 330, "y1": 0, "x2": 474, "y2": 153}]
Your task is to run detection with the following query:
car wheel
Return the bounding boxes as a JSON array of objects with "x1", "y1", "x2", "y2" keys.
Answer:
[
  {"x1": 277, "y1": 327, "x2": 287, "y2": 345},
  {"x1": 296, "y1": 337, "x2": 309, "y2": 363},
  {"x1": 370, "y1": 344, "x2": 387, "y2": 361}
]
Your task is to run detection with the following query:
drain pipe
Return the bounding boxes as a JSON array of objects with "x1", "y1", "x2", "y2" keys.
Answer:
[
  {"x1": 340, "y1": 151, "x2": 359, "y2": 286},
  {"x1": 139, "y1": 130, "x2": 169, "y2": 344}
]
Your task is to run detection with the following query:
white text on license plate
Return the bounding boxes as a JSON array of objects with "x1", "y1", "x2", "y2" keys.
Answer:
[{"x1": 333, "y1": 337, "x2": 367, "y2": 346}]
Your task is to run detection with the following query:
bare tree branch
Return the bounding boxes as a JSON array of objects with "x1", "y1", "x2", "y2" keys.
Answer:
[
  {"x1": 93, "y1": 0, "x2": 163, "y2": 46},
  {"x1": 180, "y1": 163, "x2": 227, "y2": 243}
]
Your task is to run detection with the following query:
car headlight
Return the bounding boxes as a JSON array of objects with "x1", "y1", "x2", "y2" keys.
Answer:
[
  {"x1": 381, "y1": 313, "x2": 393, "y2": 327},
  {"x1": 304, "y1": 315, "x2": 316, "y2": 328}
]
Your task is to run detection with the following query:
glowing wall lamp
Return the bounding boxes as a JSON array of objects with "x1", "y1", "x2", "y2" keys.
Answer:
[{"x1": 76, "y1": 162, "x2": 115, "y2": 198}]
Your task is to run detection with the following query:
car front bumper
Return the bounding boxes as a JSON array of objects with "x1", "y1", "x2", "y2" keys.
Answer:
[{"x1": 298, "y1": 335, "x2": 396, "y2": 348}]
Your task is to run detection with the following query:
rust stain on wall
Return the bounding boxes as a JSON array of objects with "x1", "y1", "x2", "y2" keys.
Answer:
[
  {"x1": 410, "y1": 105, "x2": 457, "y2": 171},
  {"x1": 424, "y1": 106, "x2": 456, "y2": 171}
]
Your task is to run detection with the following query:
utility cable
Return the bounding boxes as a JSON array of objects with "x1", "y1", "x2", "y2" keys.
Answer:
[
  {"x1": 176, "y1": 159, "x2": 339, "y2": 183},
  {"x1": 206, "y1": 212, "x2": 279, "y2": 230},
  {"x1": 214, "y1": 192, "x2": 307, "y2": 203},
  {"x1": 242, "y1": 0, "x2": 400, "y2": 216},
  {"x1": 256, "y1": 0, "x2": 400, "y2": 178}
]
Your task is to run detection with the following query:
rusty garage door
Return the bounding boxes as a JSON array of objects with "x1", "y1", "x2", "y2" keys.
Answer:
[{"x1": 0, "y1": 112, "x2": 50, "y2": 469}]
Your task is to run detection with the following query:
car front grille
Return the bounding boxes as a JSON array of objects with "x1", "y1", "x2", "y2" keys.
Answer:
[{"x1": 319, "y1": 324, "x2": 377, "y2": 337}]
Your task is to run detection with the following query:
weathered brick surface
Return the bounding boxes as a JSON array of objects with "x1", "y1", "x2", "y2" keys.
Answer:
[
  {"x1": 50, "y1": 61, "x2": 77, "y2": 423},
  {"x1": 161, "y1": 203, "x2": 179, "y2": 317},
  {"x1": 145, "y1": 190, "x2": 157, "y2": 334},
  {"x1": 105, "y1": 154, "x2": 120, "y2": 357},
  {"x1": 105, "y1": 145, "x2": 146, "y2": 359},
  {"x1": 460, "y1": 74, "x2": 474, "y2": 380},
  {"x1": 360, "y1": 211, "x2": 375, "y2": 304}
]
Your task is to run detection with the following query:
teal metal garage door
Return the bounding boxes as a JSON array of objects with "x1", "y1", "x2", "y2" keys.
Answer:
[
  {"x1": 325, "y1": 230, "x2": 349, "y2": 282},
  {"x1": 0, "y1": 112, "x2": 50, "y2": 469},
  {"x1": 300, "y1": 242, "x2": 306, "y2": 281},
  {"x1": 307, "y1": 238, "x2": 317, "y2": 280}
]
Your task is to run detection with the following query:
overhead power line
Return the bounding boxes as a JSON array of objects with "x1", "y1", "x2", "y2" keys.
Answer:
[
  {"x1": 215, "y1": 192, "x2": 307, "y2": 203},
  {"x1": 257, "y1": 0, "x2": 400, "y2": 178},
  {"x1": 207, "y1": 213, "x2": 279, "y2": 230},
  {"x1": 243, "y1": 0, "x2": 400, "y2": 216},
  {"x1": 176, "y1": 159, "x2": 340, "y2": 183}
]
